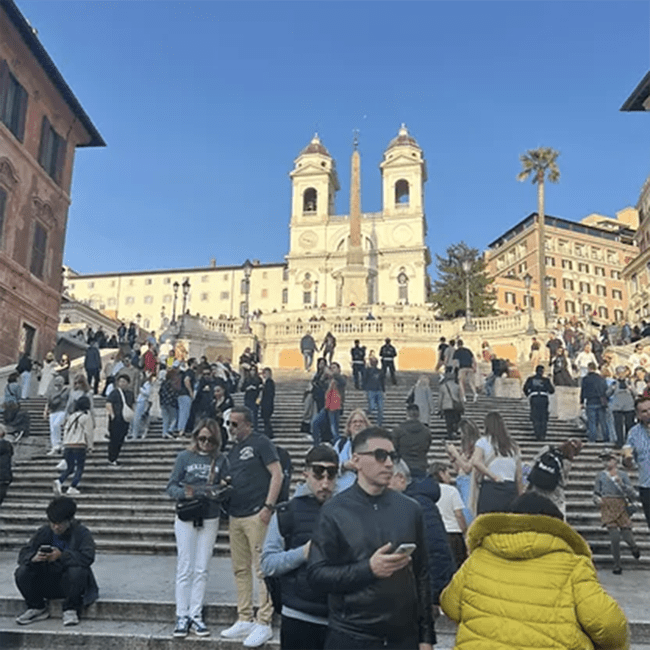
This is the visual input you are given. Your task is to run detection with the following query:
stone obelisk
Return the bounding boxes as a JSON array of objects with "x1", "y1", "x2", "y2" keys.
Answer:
[{"x1": 341, "y1": 131, "x2": 368, "y2": 306}]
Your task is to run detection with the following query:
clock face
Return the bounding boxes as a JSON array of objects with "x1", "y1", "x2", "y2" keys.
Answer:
[{"x1": 299, "y1": 230, "x2": 318, "y2": 249}]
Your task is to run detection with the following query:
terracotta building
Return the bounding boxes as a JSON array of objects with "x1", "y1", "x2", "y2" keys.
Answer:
[
  {"x1": 0, "y1": 0, "x2": 104, "y2": 366},
  {"x1": 485, "y1": 210, "x2": 638, "y2": 323}
]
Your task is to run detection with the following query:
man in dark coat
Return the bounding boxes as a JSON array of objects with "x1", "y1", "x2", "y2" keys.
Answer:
[
  {"x1": 14, "y1": 497, "x2": 98, "y2": 627},
  {"x1": 83, "y1": 341, "x2": 102, "y2": 395},
  {"x1": 523, "y1": 365, "x2": 555, "y2": 441}
]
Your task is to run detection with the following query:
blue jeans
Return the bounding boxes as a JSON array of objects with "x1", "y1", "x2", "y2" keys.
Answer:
[
  {"x1": 177, "y1": 395, "x2": 192, "y2": 433},
  {"x1": 311, "y1": 409, "x2": 330, "y2": 445},
  {"x1": 161, "y1": 404, "x2": 178, "y2": 436},
  {"x1": 366, "y1": 391, "x2": 384, "y2": 426},
  {"x1": 586, "y1": 404, "x2": 611, "y2": 442},
  {"x1": 59, "y1": 447, "x2": 86, "y2": 488},
  {"x1": 129, "y1": 399, "x2": 150, "y2": 439}
]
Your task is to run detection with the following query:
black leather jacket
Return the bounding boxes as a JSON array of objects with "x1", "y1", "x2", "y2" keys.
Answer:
[{"x1": 307, "y1": 482, "x2": 434, "y2": 645}]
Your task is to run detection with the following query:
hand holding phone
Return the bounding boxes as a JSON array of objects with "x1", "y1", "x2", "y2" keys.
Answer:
[
  {"x1": 394, "y1": 543, "x2": 416, "y2": 556},
  {"x1": 38, "y1": 545, "x2": 53, "y2": 554}
]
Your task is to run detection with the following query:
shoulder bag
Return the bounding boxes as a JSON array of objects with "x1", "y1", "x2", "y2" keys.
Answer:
[
  {"x1": 117, "y1": 388, "x2": 134, "y2": 423},
  {"x1": 176, "y1": 457, "x2": 217, "y2": 526}
]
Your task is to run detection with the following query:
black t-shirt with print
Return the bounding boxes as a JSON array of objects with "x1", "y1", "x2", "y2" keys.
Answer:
[{"x1": 226, "y1": 433, "x2": 279, "y2": 518}]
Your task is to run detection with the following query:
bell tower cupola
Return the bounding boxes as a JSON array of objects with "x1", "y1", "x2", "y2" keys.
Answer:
[
  {"x1": 379, "y1": 124, "x2": 427, "y2": 216},
  {"x1": 290, "y1": 134, "x2": 340, "y2": 223}
]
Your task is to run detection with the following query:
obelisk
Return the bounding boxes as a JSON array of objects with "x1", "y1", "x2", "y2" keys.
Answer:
[{"x1": 341, "y1": 131, "x2": 368, "y2": 306}]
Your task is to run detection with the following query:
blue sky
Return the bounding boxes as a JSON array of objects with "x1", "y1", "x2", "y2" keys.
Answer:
[{"x1": 17, "y1": 0, "x2": 650, "y2": 277}]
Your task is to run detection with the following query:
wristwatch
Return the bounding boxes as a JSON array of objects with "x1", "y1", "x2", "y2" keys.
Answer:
[{"x1": 263, "y1": 503, "x2": 275, "y2": 512}]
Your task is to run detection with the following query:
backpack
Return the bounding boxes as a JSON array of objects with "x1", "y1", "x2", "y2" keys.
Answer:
[
  {"x1": 275, "y1": 445, "x2": 293, "y2": 504},
  {"x1": 528, "y1": 449, "x2": 563, "y2": 492}
]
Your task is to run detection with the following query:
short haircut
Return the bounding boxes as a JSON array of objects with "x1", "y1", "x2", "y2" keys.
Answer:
[
  {"x1": 635, "y1": 395, "x2": 650, "y2": 411},
  {"x1": 406, "y1": 403, "x2": 420, "y2": 416},
  {"x1": 535, "y1": 365, "x2": 545, "y2": 374},
  {"x1": 7, "y1": 372, "x2": 19, "y2": 383},
  {"x1": 263, "y1": 367, "x2": 272, "y2": 376},
  {"x1": 456, "y1": 339, "x2": 463, "y2": 347},
  {"x1": 392, "y1": 459, "x2": 411, "y2": 484},
  {"x1": 587, "y1": 362, "x2": 597, "y2": 371},
  {"x1": 509, "y1": 492, "x2": 563, "y2": 520},
  {"x1": 230, "y1": 405, "x2": 253, "y2": 424},
  {"x1": 116, "y1": 373, "x2": 131, "y2": 383},
  {"x1": 306, "y1": 444, "x2": 339, "y2": 466},
  {"x1": 429, "y1": 461, "x2": 450, "y2": 481},
  {"x1": 47, "y1": 496, "x2": 77, "y2": 523},
  {"x1": 74, "y1": 396, "x2": 91, "y2": 412},
  {"x1": 352, "y1": 426, "x2": 393, "y2": 453}
]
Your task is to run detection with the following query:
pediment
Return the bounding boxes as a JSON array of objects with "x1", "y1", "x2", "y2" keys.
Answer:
[
  {"x1": 32, "y1": 196, "x2": 57, "y2": 228},
  {"x1": 0, "y1": 157, "x2": 19, "y2": 189}
]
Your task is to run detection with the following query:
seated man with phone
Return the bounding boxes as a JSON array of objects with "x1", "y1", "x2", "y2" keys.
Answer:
[
  {"x1": 307, "y1": 427, "x2": 435, "y2": 650},
  {"x1": 14, "y1": 496, "x2": 98, "y2": 627}
]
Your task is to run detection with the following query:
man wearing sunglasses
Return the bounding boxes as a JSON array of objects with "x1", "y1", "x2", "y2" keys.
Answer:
[
  {"x1": 307, "y1": 427, "x2": 434, "y2": 650},
  {"x1": 261, "y1": 444, "x2": 340, "y2": 650}
]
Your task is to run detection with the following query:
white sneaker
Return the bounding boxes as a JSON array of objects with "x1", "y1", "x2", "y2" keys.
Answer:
[
  {"x1": 243, "y1": 623, "x2": 273, "y2": 648},
  {"x1": 46, "y1": 448, "x2": 58, "y2": 456},
  {"x1": 67, "y1": 486, "x2": 81, "y2": 495},
  {"x1": 52, "y1": 479, "x2": 62, "y2": 496},
  {"x1": 473, "y1": 393, "x2": 478, "y2": 403},
  {"x1": 220, "y1": 620, "x2": 255, "y2": 639},
  {"x1": 62, "y1": 610, "x2": 79, "y2": 626}
]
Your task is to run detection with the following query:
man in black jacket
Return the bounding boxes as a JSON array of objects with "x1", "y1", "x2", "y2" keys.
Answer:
[
  {"x1": 523, "y1": 365, "x2": 555, "y2": 441},
  {"x1": 350, "y1": 340, "x2": 366, "y2": 390},
  {"x1": 261, "y1": 444, "x2": 339, "y2": 650},
  {"x1": 307, "y1": 428, "x2": 434, "y2": 650},
  {"x1": 14, "y1": 497, "x2": 98, "y2": 627},
  {"x1": 379, "y1": 339, "x2": 398, "y2": 386}
]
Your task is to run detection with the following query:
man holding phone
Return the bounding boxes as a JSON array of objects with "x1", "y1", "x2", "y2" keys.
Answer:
[
  {"x1": 14, "y1": 497, "x2": 98, "y2": 627},
  {"x1": 307, "y1": 427, "x2": 434, "y2": 650}
]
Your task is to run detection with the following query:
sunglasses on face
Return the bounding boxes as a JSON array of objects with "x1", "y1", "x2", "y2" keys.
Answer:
[
  {"x1": 197, "y1": 436, "x2": 217, "y2": 445},
  {"x1": 309, "y1": 464, "x2": 337, "y2": 480},
  {"x1": 356, "y1": 449, "x2": 400, "y2": 463}
]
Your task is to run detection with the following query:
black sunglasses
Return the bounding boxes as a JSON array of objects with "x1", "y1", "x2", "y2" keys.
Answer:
[
  {"x1": 197, "y1": 436, "x2": 217, "y2": 445},
  {"x1": 309, "y1": 464, "x2": 337, "y2": 480},
  {"x1": 356, "y1": 449, "x2": 400, "y2": 463}
]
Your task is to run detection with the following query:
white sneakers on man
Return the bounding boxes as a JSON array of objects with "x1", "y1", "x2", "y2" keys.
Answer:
[
  {"x1": 243, "y1": 623, "x2": 273, "y2": 647},
  {"x1": 220, "y1": 620, "x2": 255, "y2": 639}
]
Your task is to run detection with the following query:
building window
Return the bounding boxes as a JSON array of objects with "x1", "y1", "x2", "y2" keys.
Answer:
[
  {"x1": 632, "y1": 274, "x2": 638, "y2": 293},
  {"x1": 397, "y1": 269, "x2": 409, "y2": 303},
  {"x1": 108, "y1": 298, "x2": 116, "y2": 306},
  {"x1": 518, "y1": 262, "x2": 527, "y2": 274},
  {"x1": 262, "y1": 271, "x2": 268, "y2": 279},
  {"x1": 38, "y1": 116, "x2": 66, "y2": 184},
  {"x1": 595, "y1": 266, "x2": 605, "y2": 277},
  {"x1": 0, "y1": 187, "x2": 5, "y2": 246},
  {"x1": 562, "y1": 278, "x2": 574, "y2": 291},
  {"x1": 128, "y1": 279, "x2": 134, "y2": 286},
  {"x1": 282, "y1": 288, "x2": 288, "y2": 304},
  {"x1": 545, "y1": 256, "x2": 555, "y2": 267},
  {"x1": 598, "y1": 306, "x2": 609, "y2": 319},
  {"x1": 261, "y1": 289, "x2": 268, "y2": 298},
  {"x1": 110, "y1": 280, "x2": 116, "y2": 287},
  {"x1": 611, "y1": 270, "x2": 620, "y2": 280},
  {"x1": 30, "y1": 222, "x2": 47, "y2": 279},
  {"x1": 201, "y1": 275, "x2": 209, "y2": 283},
  {"x1": 163, "y1": 277, "x2": 171, "y2": 284},
  {"x1": 612, "y1": 289, "x2": 623, "y2": 300},
  {"x1": 565, "y1": 300, "x2": 576, "y2": 314},
  {"x1": 579, "y1": 282, "x2": 591, "y2": 294},
  {"x1": 614, "y1": 309, "x2": 624, "y2": 321},
  {"x1": 0, "y1": 66, "x2": 28, "y2": 142},
  {"x1": 578, "y1": 263, "x2": 590, "y2": 274},
  {"x1": 303, "y1": 291, "x2": 312, "y2": 304},
  {"x1": 200, "y1": 292, "x2": 209, "y2": 301},
  {"x1": 524, "y1": 295, "x2": 535, "y2": 307},
  {"x1": 87, "y1": 281, "x2": 94, "y2": 289},
  {"x1": 223, "y1": 273, "x2": 229, "y2": 281},
  {"x1": 303, "y1": 187, "x2": 317, "y2": 212},
  {"x1": 144, "y1": 296, "x2": 153, "y2": 304},
  {"x1": 575, "y1": 245, "x2": 585, "y2": 257},
  {"x1": 505, "y1": 291, "x2": 516, "y2": 304},
  {"x1": 562, "y1": 259, "x2": 573, "y2": 270},
  {"x1": 547, "y1": 277, "x2": 557, "y2": 288},
  {"x1": 596, "y1": 285, "x2": 607, "y2": 297},
  {"x1": 220, "y1": 291, "x2": 229, "y2": 300},
  {"x1": 125, "y1": 296, "x2": 135, "y2": 305},
  {"x1": 282, "y1": 268, "x2": 289, "y2": 282},
  {"x1": 395, "y1": 179, "x2": 410, "y2": 205},
  {"x1": 144, "y1": 278, "x2": 152, "y2": 285},
  {"x1": 163, "y1": 294, "x2": 172, "y2": 303},
  {"x1": 608, "y1": 251, "x2": 617, "y2": 264}
]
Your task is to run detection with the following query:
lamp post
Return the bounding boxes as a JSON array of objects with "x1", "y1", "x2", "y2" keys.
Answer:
[
  {"x1": 524, "y1": 273, "x2": 537, "y2": 335},
  {"x1": 178, "y1": 278, "x2": 190, "y2": 337},
  {"x1": 242, "y1": 259, "x2": 253, "y2": 333},
  {"x1": 172, "y1": 281, "x2": 179, "y2": 323},
  {"x1": 314, "y1": 279, "x2": 319, "y2": 308},
  {"x1": 462, "y1": 257, "x2": 476, "y2": 331},
  {"x1": 135, "y1": 313, "x2": 141, "y2": 326},
  {"x1": 544, "y1": 276, "x2": 552, "y2": 324}
]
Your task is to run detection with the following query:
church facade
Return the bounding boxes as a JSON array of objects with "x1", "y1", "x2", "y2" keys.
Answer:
[{"x1": 66, "y1": 126, "x2": 432, "y2": 331}]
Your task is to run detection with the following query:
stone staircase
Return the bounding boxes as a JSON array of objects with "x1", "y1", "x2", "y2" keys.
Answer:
[{"x1": 1, "y1": 373, "x2": 648, "y2": 567}]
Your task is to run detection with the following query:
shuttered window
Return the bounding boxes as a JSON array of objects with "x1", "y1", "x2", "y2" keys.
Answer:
[
  {"x1": 0, "y1": 61, "x2": 28, "y2": 142},
  {"x1": 30, "y1": 222, "x2": 47, "y2": 279},
  {"x1": 38, "y1": 116, "x2": 67, "y2": 184},
  {"x1": 0, "y1": 188, "x2": 6, "y2": 246}
]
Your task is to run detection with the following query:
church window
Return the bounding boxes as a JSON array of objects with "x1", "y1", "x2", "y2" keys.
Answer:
[
  {"x1": 303, "y1": 291, "x2": 312, "y2": 304},
  {"x1": 282, "y1": 288, "x2": 288, "y2": 304},
  {"x1": 303, "y1": 188, "x2": 317, "y2": 212},
  {"x1": 395, "y1": 180, "x2": 410, "y2": 206},
  {"x1": 397, "y1": 269, "x2": 409, "y2": 303},
  {"x1": 282, "y1": 267, "x2": 289, "y2": 281}
]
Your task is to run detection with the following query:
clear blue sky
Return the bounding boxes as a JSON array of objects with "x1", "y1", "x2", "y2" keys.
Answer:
[{"x1": 17, "y1": 0, "x2": 650, "y2": 277}]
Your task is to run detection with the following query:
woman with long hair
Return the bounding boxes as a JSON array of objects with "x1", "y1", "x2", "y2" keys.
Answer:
[
  {"x1": 446, "y1": 418, "x2": 480, "y2": 525},
  {"x1": 66, "y1": 374, "x2": 96, "y2": 429},
  {"x1": 166, "y1": 419, "x2": 229, "y2": 638},
  {"x1": 471, "y1": 411, "x2": 523, "y2": 515},
  {"x1": 335, "y1": 408, "x2": 371, "y2": 490}
]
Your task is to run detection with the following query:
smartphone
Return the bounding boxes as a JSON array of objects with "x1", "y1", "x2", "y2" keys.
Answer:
[
  {"x1": 38, "y1": 545, "x2": 53, "y2": 554},
  {"x1": 394, "y1": 543, "x2": 416, "y2": 556}
]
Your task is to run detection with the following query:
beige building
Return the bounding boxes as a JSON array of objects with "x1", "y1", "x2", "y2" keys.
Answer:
[
  {"x1": 65, "y1": 126, "x2": 432, "y2": 331},
  {"x1": 485, "y1": 209, "x2": 638, "y2": 323}
]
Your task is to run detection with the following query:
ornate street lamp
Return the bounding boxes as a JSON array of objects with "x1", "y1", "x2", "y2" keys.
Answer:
[
  {"x1": 314, "y1": 279, "x2": 319, "y2": 308},
  {"x1": 524, "y1": 273, "x2": 537, "y2": 335},
  {"x1": 172, "y1": 281, "x2": 179, "y2": 323},
  {"x1": 242, "y1": 259, "x2": 253, "y2": 333},
  {"x1": 462, "y1": 257, "x2": 476, "y2": 331},
  {"x1": 179, "y1": 278, "x2": 190, "y2": 337}
]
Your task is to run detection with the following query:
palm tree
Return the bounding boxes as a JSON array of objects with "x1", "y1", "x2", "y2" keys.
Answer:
[{"x1": 517, "y1": 147, "x2": 560, "y2": 324}]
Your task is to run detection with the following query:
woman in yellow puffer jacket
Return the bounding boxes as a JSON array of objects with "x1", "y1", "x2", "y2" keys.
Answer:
[{"x1": 440, "y1": 492, "x2": 628, "y2": 650}]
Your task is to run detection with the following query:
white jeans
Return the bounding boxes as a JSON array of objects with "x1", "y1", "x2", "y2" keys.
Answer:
[
  {"x1": 49, "y1": 411, "x2": 66, "y2": 449},
  {"x1": 174, "y1": 516, "x2": 219, "y2": 619}
]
